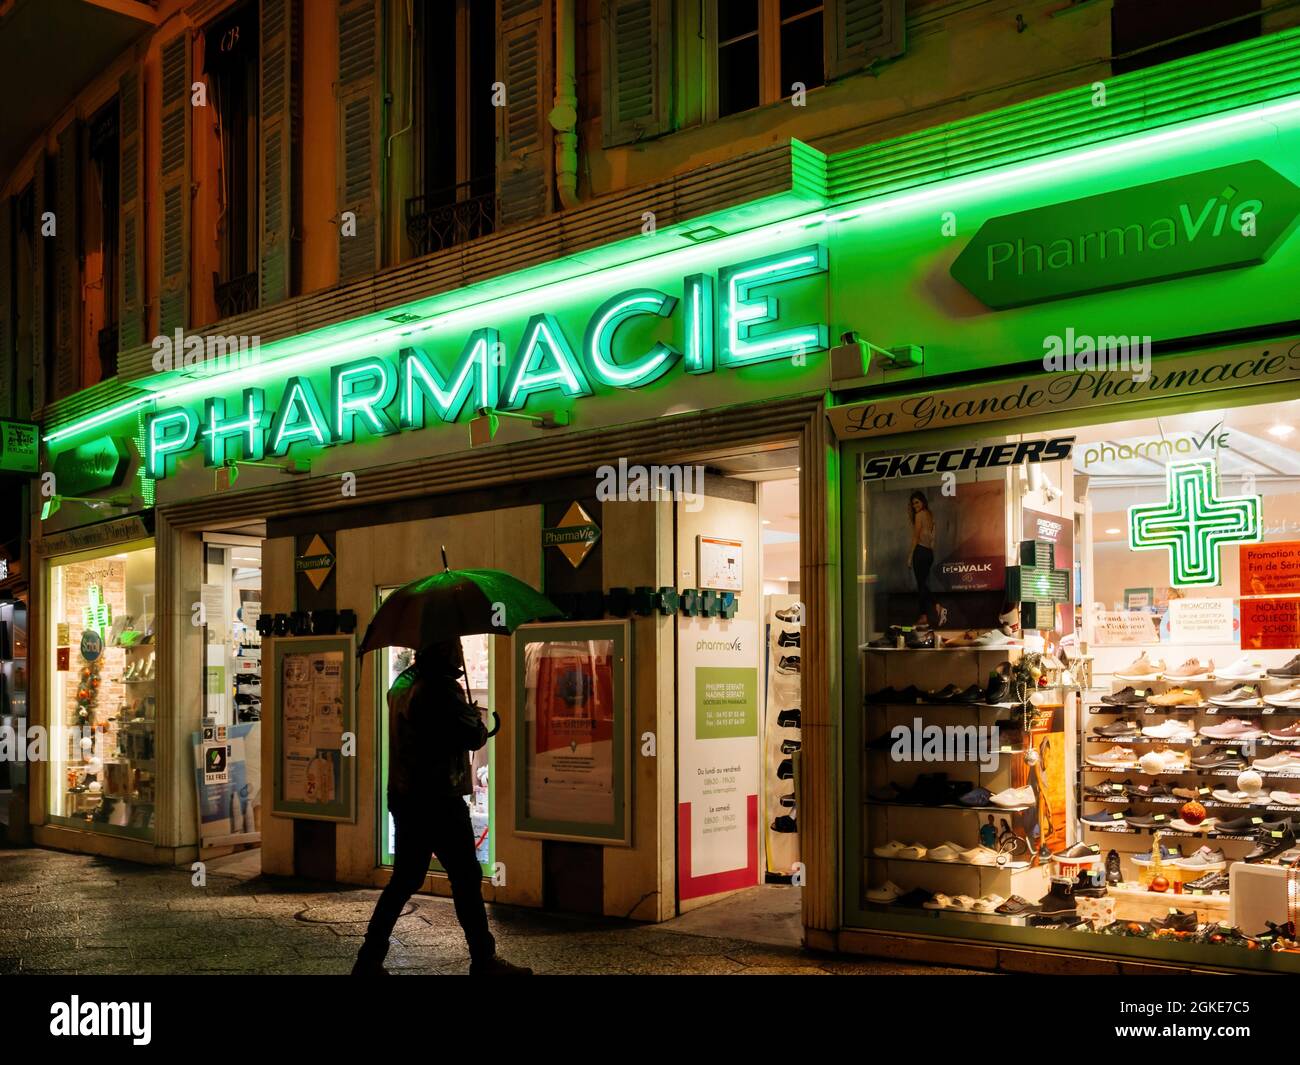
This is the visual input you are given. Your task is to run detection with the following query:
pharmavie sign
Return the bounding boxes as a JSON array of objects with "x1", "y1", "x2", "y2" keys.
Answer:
[{"x1": 951, "y1": 161, "x2": 1300, "y2": 309}]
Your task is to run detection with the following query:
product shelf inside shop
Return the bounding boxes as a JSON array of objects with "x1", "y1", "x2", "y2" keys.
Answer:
[
  {"x1": 1081, "y1": 765, "x2": 1300, "y2": 780},
  {"x1": 864, "y1": 798, "x2": 1034, "y2": 813},
  {"x1": 1081, "y1": 824, "x2": 1287, "y2": 842},
  {"x1": 1086, "y1": 796, "x2": 1300, "y2": 814},
  {"x1": 1085, "y1": 735, "x2": 1300, "y2": 747},
  {"x1": 868, "y1": 854, "x2": 1032, "y2": 870}
]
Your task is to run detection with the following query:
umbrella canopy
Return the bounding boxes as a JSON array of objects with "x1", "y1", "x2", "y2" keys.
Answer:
[{"x1": 358, "y1": 568, "x2": 565, "y2": 657}]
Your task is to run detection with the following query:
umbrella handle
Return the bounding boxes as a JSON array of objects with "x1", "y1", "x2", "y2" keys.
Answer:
[{"x1": 486, "y1": 711, "x2": 501, "y2": 738}]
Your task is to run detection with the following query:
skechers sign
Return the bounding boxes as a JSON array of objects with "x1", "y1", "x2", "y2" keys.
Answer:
[
  {"x1": 951, "y1": 162, "x2": 1300, "y2": 309},
  {"x1": 142, "y1": 246, "x2": 828, "y2": 479}
]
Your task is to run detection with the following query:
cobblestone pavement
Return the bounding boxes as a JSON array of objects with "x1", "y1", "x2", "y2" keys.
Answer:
[{"x1": 0, "y1": 846, "x2": 986, "y2": 976}]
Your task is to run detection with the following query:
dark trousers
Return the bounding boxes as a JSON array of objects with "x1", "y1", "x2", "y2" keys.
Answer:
[
  {"x1": 358, "y1": 794, "x2": 495, "y2": 966},
  {"x1": 912, "y1": 544, "x2": 938, "y2": 622}
]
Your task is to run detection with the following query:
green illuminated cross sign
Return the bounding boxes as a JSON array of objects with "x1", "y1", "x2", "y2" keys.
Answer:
[
  {"x1": 1006, "y1": 539, "x2": 1071, "y2": 630},
  {"x1": 1128, "y1": 460, "x2": 1261, "y2": 587},
  {"x1": 83, "y1": 584, "x2": 113, "y2": 640}
]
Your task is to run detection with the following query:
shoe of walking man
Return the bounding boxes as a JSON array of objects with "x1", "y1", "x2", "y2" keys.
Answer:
[{"x1": 352, "y1": 639, "x2": 531, "y2": 976}]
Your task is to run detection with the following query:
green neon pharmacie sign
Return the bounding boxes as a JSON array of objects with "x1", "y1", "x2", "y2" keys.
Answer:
[{"x1": 142, "y1": 244, "x2": 829, "y2": 479}]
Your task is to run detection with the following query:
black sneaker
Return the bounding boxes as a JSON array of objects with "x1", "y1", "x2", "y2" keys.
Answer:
[
  {"x1": 922, "y1": 684, "x2": 962, "y2": 703},
  {"x1": 904, "y1": 629, "x2": 935, "y2": 649},
  {"x1": 777, "y1": 708, "x2": 801, "y2": 728},
  {"x1": 1190, "y1": 747, "x2": 1247, "y2": 770},
  {"x1": 779, "y1": 792, "x2": 796, "y2": 808},
  {"x1": 1126, "y1": 781, "x2": 1173, "y2": 800},
  {"x1": 775, "y1": 606, "x2": 803, "y2": 623},
  {"x1": 1053, "y1": 842, "x2": 1101, "y2": 860},
  {"x1": 1217, "y1": 815, "x2": 1285, "y2": 834},
  {"x1": 1036, "y1": 879, "x2": 1077, "y2": 915},
  {"x1": 772, "y1": 814, "x2": 797, "y2": 832},
  {"x1": 1106, "y1": 849, "x2": 1123, "y2": 885},
  {"x1": 1266, "y1": 654, "x2": 1300, "y2": 678},
  {"x1": 776, "y1": 758, "x2": 794, "y2": 780},
  {"x1": 776, "y1": 655, "x2": 801, "y2": 675},
  {"x1": 780, "y1": 738, "x2": 801, "y2": 754},
  {"x1": 1127, "y1": 811, "x2": 1175, "y2": 830},
  {"x1": 1085, "y1": 780, "x2": 1130, "y2": 800},
  {"x1": 1185, "y1": 870, "x2": 1230, "y2": 893},
  {"x1": 1101, "y1": 687, "x2": 1148, "y2": 707},
  {"x1": 1245, "y1": 827, "x2": 1296, "y2": 862},
  {"x1": 777, "y1": 629, "x2": 801, "y2": 648},
  {"x1": 1094, "y1": 719, "x2": 1139, "y2": 738}
]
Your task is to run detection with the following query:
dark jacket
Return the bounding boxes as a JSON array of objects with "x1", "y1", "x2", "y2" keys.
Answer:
[{"x1": 387, "y1": 663, "x2": 488, "y2": 804}]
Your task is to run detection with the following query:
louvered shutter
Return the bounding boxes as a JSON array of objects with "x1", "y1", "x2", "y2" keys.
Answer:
[
  {"x1": 53, "y1": 120, "x2": 81, "y2": 400},
  {"x1": 32, "y1": 151, "x2": 47, "y2": 412},
  {"x1": 260, "y1": 0, "x2": 300, "y2": 306},
  {"x1": 158, "y1": 32, "x2": 191, "y2": 336},
  {"x1": 601, "y1": 0, "x2": 671, "y2": 147},
  {"x1": 119, "y1": 66, "x2": 146, "y2": 351},
  {"x1": 826, "y1": 0, "x2": 906, "y2": 81},
  {"x1": 0, "y1": 197, "x2": 12, "y2": 417},
  {"x1": 337, "y1": 0, "x2": 381, "y2": 281},
  {"x1": 496, "y1": 0, "x2": 554, "y2": 227}
]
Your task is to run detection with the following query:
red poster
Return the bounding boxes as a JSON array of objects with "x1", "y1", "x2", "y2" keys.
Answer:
[
  {"x1": 1240, "y1": 597, "x2": 1300, "y2": 650},
  {"x1": 532, "y1": 646, "x2": 614, "y2": 754},
  {"x1": 1240, "y1": 542, "x2": 1300, "y2": 597}
]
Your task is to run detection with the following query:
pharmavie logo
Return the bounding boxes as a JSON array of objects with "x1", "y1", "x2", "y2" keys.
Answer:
[{"x1": 951, "y1": 161, "x2": 1300, "y2": 309}]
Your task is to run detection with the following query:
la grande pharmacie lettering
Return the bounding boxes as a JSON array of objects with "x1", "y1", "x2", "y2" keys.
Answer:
[{"x1": 142, "y1": 245, "x2": 828, "y2": 479}]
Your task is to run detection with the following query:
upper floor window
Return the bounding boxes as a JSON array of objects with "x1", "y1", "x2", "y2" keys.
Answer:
[
  {"x1": 717, "y1": 0, "x2": 826, "y2": 119},
  {"x1": 204, "y1": 3, "x2": 260, "y2": 317},
  {"x1": 404, "y1": 0, "x2": 498, "y2": 257},
  {"x1": 86, "y1": 99, "x2": 120, "y2": 380},
  {"x1": 1111, "y1": 0, "x2": 1261, "y2": 75}
]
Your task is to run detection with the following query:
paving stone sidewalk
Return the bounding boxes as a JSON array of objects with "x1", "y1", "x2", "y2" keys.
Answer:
[{"x1": 0, "y1": 846, "x2": 984, "y2": 976}]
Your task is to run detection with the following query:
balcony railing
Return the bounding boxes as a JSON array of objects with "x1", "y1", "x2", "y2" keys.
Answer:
[
  {"x1": 406, "y1": 178, "x2": 497, "y2": 257},
  {"x1": 214, "y1": 270, "x2": 259, "y2": 319}
]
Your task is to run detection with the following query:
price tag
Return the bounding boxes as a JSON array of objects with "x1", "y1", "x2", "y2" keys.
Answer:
[{"x1": 1205, "y1": 706, "x2": 1218, "y2": 715}]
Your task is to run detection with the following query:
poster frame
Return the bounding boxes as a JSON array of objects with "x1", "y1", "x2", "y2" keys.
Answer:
[
  {"x1": 269, "y1": 634, "x2": 357, "y2": 823},
  {"x1": 512, "y1": 620, "x2": 631, "y2": 845}
]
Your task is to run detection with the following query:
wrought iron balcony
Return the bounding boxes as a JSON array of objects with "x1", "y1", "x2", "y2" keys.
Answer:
[
  {"x1": 214, "y1": 270, "x2": 259, "y2": 319},
  {"x1": 406, "y1": 178, "x2": 497, "y2": 256}
]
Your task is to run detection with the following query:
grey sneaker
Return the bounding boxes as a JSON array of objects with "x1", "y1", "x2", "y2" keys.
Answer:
[{"x1": 1175, "y1": 846, "x2": 1227, "y2": 871}]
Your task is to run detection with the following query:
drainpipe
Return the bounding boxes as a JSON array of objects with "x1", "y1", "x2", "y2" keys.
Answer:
[{"x1": 550, "y1": 0, "x2": 580, "y2": 210}]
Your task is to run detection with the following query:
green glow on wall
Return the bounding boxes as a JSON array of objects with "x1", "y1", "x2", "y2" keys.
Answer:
[
  {"x1": 202, "y1": 389, "x2": 267, "y2": 466},
  {"x1": 331, "y1": 357, "x2": 398, "y2": 443},
  {"x1": 719, "y1": 245, "x2": 828, "y2": 366},
  {"x1": 499, "y1": 314, "x2": 593, "y2": 411},
  {"x1": 400, "y1": 330, "x2": 500, "y2": 429},
  {"x1": 582, "y1": 290, "x2": 680, "y2": 387},
  {"x1": 145, "y1": 408, "x2": 197, "y2": 480},
  {"x1": 267, "y1": 377, "x2": 329, "y2": 456},
  {"x1": 1128, "y1": 459, "x2": 1262, "y2": 587}
]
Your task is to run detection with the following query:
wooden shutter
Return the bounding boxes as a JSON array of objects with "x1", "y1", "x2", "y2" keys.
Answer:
[
  {"x1": 260, "y1": 0, "x2": 301, "y2": 306},
  {"x1": 32, "y1": 150, "x2": 47, "y2": 412},
  {"x1": 158, "y1": 31, "x2": 191, "y2": 336},
  {"x1": 119, "y1": 66, "x2": 146, "y2": 351},
  {"x1": 52, "y1": 120, "x2": 81, "y2": 400},
  {"x1": 826, "y1": 0, "x2": 906, "y2": 81},
  {"x1": 0, "y1": 197, "x2": 12, "y2": 417},
  {"x1": 496, "y1": 0, "x2": 554, "y2": 227},
  {"x1": 337, "y1": 0, "x2": 381, "y2": 281},
  {"x1": 601, "y1": 0, "x2": 671, "y2": 147}
]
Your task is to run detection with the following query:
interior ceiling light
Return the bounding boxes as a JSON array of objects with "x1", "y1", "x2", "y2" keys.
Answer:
[
  {"x1": 1105, "y1": 527, "x2": 1121, "y2": 534},
  {"x1": 1268, "y1": 424, "x2": 1295, "y2": 438}
]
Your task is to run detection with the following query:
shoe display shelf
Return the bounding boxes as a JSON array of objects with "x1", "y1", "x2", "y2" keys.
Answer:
[
  {"x1": 1105, "y1": 882, "x2": 1232, "y2": 925},
  {"x1": 863, "y1": 646, "x2": 1048, "y2": 919},
  {"x1": 1076, "y1": 672, "x2": 1300, "y2": 894}
]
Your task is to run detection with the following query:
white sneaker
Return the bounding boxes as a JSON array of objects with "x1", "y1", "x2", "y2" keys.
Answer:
[
  {"x1": 989, "y1": 786, "x2": 1035, "y2": 808},
  {"x1": 927, "y1": 842, "x2": 963, "y2": 862},
  {"x1": 970, "y1": 893, "x2": 1006, "y2": 914},
  {"x1": 1141, "y1": 719, "x2": 1196, "y2": 740},
  {"x1": 896, "y1": 841, "x2": 928, "y2": 860},
  {"x1": 1116, "y1": 654, "x2": 1166, "y2": 681},
  {"x1": 972, "y1": 629, "x2": 1017, "y2": 647},
  {"x1": 1253, "y1": 751, "x2": 1300, "y2": 773},
  {"x1": 959, "y1": 846, "x2": 1001, "y2": 866},
  {"x1": 1264, "y1": 686, "x2": 1300, "y2": 708},
  {"x1": 1211, "y1": 789, "x2": 1252, "y2": 805},
  {"x1": 1216, "y1": 656, "x2": 1265, "y2": 681},
  {"x1": 866, "y1": 880, "x2": 904, "y2": 903},
  {"x1": 872, "y1": 839, "x2": 909, "y2": 858},
  {"x1": 1270, "y1": 790, "x2": 1300, "y2": 806},
  {"x1": 1169, "y1": 816, "x2": 1217, "y2": 833}
]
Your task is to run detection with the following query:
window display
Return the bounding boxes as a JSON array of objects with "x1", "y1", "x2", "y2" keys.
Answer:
[
  {"x1": 47, "y1": 544, "x2": 156, "y2": 838},
  {"x1": 846, "y1": 399, "x2": 1300, "y2": 968}
]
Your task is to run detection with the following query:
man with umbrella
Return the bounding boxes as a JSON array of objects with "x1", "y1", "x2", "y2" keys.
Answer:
[{"x1": 352, "y1": 560, "x2": 561, "y2": 975}]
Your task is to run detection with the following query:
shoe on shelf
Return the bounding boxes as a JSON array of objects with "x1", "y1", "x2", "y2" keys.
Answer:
[
  {"x1": 960, "y1": 846, "x2": 1001, "y2": 866},
  {"x1": 777, "y1": 629, "x2": 801, "y2": 648},
  {"x1": 777, "y1": 708, "x2": 801, "y2": 729},
  {"x1": 1217, "y1": 656, "x2": 1266, "y2": 681},
  {"x1": 1132, "y1": 843, "x2": 1182, "y2": 865},
  {"x1": 922, "y1": 893, "x2": 956, "y2": 910},
  {"x1": 866, "y1": 880, "x2": 905, "y2": 904},
  {"x1": 1199, "y1": 719, "x2": 1265, "y2": 740},
  {"x1": 994, "y1": 895, "x2": 1037, "y2": 916},
  {"x1": 1266, "y1": 654, "x2": 1300, "y2": 679},
  {"x1": 957, "y1": 786, "x2": 993, "y2": 807},
  {"x1": 1215, "y1": 814, "x2": 1282, "y2": 834},
  {"x1": 998, "y1": 606, "x2": 1021, "y2": 637},
  {"x1": 989, "y1": 786, "x2": 1035, "y2": 808},
  {"x1": 776, "y1": 654, "x2": 801, "y2": 675},
  {"x1": 872, "y1": 839, "x2": 911, "y2": 858},
  {"x1": 780, "y1": 737, "x2": 802, "y2": 755},
  {"x1": 952, "y1": 684, "x2": 986, "y2": 704},
  {"x1": 776, "y1": 758, "x2": 794, "y2": 780},
  {"x1": 1115, "y1": 654, "x2": 1166, "y2": 681},
  {"x1": 1210, "y1": 788, "x2": 1253, "y2": 804},
  {"x1": 1127, "y1": 781, "x2": 1173, "y2": 799},
  {"x1": 774, "y1": 606, "x2": 803, "y2": 624},
  {"x1": 778, "y1": 792, "x2": 797, "y2": 808},
  {"x1": 1082, "y1": 808, "x2": 1131, "y2": 828},
  {"x1": 1251, "y1": 751, "x2": 1300, "y2": 772},
  {"x1": 904, "y1": 629, "x2": 935, "y2": 649},
  {"x1": 1269, "y1": 790, "x2": 1300, "y2": 806},
  {"x1": 1185, "y1": 871, "x2": 1231, "y2": 893},
  {"x1": 896, "y1": 841, "x2": 928, "y2": 860},
  {"x1": 927, "y1": 842, "x2": 964, "y2": 862},
  {"x1": 1148, "y1": 910, "x2": 1199, "y2": 934},
  {"x1": 1209, "y1": 685, "x2": 1266, "y2": 708},
  {"x1": 1106, "y1": 849, "x2": 1123, "y2": 884},
  {"x1": 1175, "y1": 846, "x2": 1227, "y2": 871},
  {"x1": 971, "y1": 629, "x2": 1017, "y2": 647},
  {"x1": 1053, "y1": 842, "x2": 1102, "y2": 861},
  {"x1": 771, "y1": 814, "x2": 797, "y2": 833},
  {"x1": 1170, "y1": 815, "x2": 1218, "y2": 833},
  {"x1": 1036, "y1": 880, "x2": 1077, "y2": 916},
  {"x1": 1085, "y1": 780, "x2": 1130, "y2": 800},
  {"x1": 1264, "y1": 687, "x2": 1300, "y2": 710},
  {"x1": 1245, "y1": 828, "x2": 1296, "y2": 862},
  {"x1": 1191, "y1": 745, "x2": 1249, "y2": 768},
  {"x1": 984, "y1": 663, "x2": 1013, "y2": 704},
  {"x1": 921, "y1": 684, "x2": 963, "y2": 703},
  {"x1": 1141, "y1": 719, "x2": 1196, "y2": 740},
  {"x1": 1165, "y1": 658, "x2": 1214, "y2": 682},
  {"x1": 1127, "y1": 811, "x2": 1175, "y2": 829},
  {"x1": 970, "y1": 894, "x2": 1006, "y2": 914},
  {"x1": 1086, "y1": 745, "x2": 1138, "y2": 769},
  {"x1": 1147, "y1": 688, "x2": 1206, "y2": 708},
  {"x1": 1094, "y1": 720, "x2": 1139, "y2": 738},
  {"x1": 1100, "y1": 686, "x2": 1148, "y2": 707}
]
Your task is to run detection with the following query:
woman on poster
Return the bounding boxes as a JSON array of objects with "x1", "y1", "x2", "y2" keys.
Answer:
[{"x1": 907, "y1": 491, "x2": 947, "y2": 627}]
